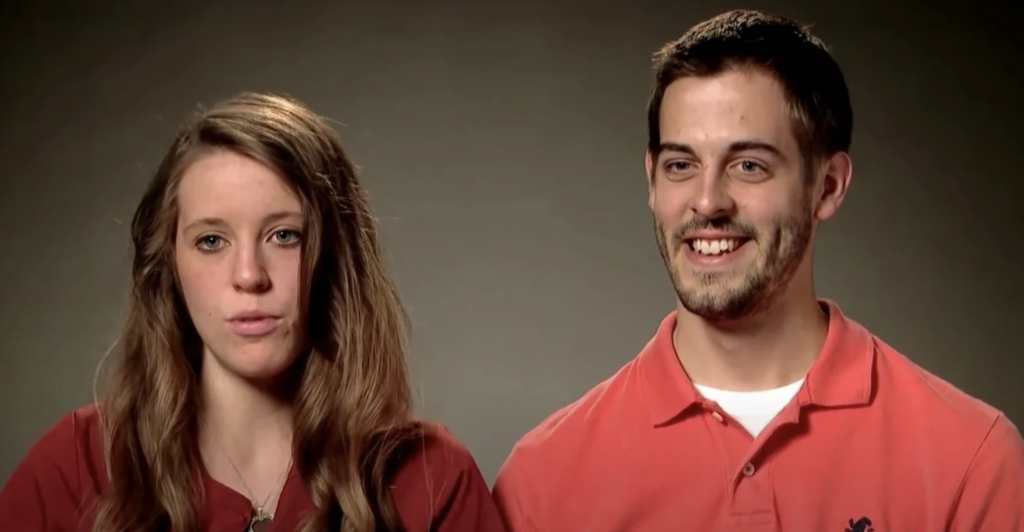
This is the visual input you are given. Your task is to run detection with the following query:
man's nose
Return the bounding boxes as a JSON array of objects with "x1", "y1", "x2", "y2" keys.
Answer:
[{"x1": 691, "y1": 171, "x2": 736, "y2": 219}]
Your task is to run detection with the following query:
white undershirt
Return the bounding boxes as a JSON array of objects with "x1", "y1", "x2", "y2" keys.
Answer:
[{"x1": 694, "y1": 379, "x2": 804, "y2": 438}]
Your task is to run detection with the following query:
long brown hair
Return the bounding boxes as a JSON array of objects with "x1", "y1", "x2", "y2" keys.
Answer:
[{"x1": 92, "y1": 92, "x2": 421, "y2": 532}]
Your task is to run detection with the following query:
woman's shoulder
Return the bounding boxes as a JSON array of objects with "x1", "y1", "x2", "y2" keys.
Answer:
[
  {"x1": 17, "y1": 403, "x2": 103, "y2": 466},
  {"x1": 390, "y1": 421, "x2": 506, "y2": 531},
  {"x1": 391, "y1": 421, "x2": 483, "y2": 494},
  {"x1": 407, "y1": 421, "x2": 479, "y2": 469},
  {"x1": 0, "y1": 403, "x2": 106, "y2": 526}
]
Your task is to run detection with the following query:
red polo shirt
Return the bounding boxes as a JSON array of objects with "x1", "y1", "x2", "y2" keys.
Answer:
[
  {"x1": 493, "y1": 300, "x2": 1024, "y2": 532},
  {"x1": 0, "y1": 404, "x2": 506, "y2": 532}
]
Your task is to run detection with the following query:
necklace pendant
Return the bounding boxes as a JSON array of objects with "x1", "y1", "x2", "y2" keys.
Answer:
[{"x1": 247, "y1": 508, "x2": 272, "y2": 532}]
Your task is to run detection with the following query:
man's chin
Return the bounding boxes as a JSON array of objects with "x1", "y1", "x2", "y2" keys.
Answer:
[
  {"x1": 676, "y1": 270, "x2": 746, "y2": 293},
  {"x1": 675, "y1": 285, "x2": 758, "y2": 320}
]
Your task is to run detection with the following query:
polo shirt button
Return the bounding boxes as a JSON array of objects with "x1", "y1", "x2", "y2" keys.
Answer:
[
  {"x1": 742, "y1": 462, "x2": 756, "y2": 477},
  {"x1": 711, "y1": 411, "x2": 725, "y2": 423}
]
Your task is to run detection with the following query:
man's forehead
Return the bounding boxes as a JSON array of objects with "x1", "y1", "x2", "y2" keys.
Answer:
[{"x1": 659, "y1": 71, "x2": 796, "y2": 152}]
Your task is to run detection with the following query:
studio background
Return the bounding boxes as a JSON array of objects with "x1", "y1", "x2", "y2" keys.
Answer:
[{"x1": 1, "y1": 0, "x2": 1021, "y2": 486}]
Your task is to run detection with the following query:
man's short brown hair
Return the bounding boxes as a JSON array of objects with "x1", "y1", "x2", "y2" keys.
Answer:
[{"x1": 647, "y1": 10, "x2": 853, "y2": 169}]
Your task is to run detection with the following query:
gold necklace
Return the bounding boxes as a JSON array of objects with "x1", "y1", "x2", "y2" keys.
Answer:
[{"x1": 218, "y1": 444, "x2": 292, "y2": 532}]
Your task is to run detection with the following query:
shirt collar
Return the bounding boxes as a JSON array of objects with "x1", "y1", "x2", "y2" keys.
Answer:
[{"x1": 638, "y1": 299, "x2": 876, "y2": 426}]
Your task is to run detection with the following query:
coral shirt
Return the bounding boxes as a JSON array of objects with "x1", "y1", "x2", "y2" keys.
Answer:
[
  {"x1": 493, "y1": 301, "x2": 1024, "y2": 532},
  {"x1": 0, "y1": 404, "x2": 506, "y2": 532}
]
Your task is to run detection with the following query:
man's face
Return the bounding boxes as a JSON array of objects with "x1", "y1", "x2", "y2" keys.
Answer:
[{"x1": 646, "y1": 69, "x2": 824, "y2": 321}]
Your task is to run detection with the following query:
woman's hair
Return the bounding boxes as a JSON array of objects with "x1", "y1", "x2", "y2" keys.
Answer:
[{"x1": 92, "y1": 92, "x2": 422, "y2": 532}]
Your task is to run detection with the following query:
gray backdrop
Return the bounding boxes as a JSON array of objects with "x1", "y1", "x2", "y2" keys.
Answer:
[{"x1": 1, "y1": 0, "x2": 1022, "y2": 486}]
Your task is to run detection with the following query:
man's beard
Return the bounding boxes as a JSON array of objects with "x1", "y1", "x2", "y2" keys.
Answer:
[{"x1": 655, "y1": 203, "x2": 813, "y2": 322}]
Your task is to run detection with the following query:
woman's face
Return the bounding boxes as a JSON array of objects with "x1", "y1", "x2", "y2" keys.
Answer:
[{"x1": 174, "y1": 149, "x2": 305, "y2": 383}]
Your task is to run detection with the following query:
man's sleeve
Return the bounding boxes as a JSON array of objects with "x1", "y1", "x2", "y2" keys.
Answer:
[
  {"x1": 948, "y1": 413, "x2": 1024, "y2": 531},
  {"x1": 491, "y1": 447, "x2": 542, "y2": 532}
]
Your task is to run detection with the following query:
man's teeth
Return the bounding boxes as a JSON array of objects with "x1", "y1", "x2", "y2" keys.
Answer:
[{"x1": 690, "y1": 238, "x2": 741, "y2": 255}]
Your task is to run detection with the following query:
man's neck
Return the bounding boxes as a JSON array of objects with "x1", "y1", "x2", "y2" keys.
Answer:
[
  {"x1": 198, "y1": 361, "x2": 294, "y2": 471},
  {"x1": 673, "y1": 292, "x2": 829, "y2": 392}
]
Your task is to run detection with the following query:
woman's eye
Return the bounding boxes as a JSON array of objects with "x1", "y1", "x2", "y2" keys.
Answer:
[
  {"x1": 273, "y1": 230, "x2": 301, "y2": 245},
  {"x1": 196, "y1": 235, "x2": 224, "y2": 251}
]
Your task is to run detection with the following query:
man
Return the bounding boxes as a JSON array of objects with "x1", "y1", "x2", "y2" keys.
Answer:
[{"x1": 492, "y1": 9, "x2": 1024, "y2": 532}]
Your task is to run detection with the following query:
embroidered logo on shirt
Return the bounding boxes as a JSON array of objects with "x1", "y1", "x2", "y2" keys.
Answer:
[{"x1": 845, "y1": 517, "x2": 874, "y2": 532}]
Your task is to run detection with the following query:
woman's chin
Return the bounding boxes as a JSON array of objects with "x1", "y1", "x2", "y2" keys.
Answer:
[
  {"x1": 205, "y1": 345, "x2": 298, "y2": 384},
  {"x1": 232, "y1": 356, "x2": 295, "y2": 382}
]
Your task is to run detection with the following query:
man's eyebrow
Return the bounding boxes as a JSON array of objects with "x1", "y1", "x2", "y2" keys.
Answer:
[
  {"x1": 656, "y1": 140, "x2": 785, "y2": 159},
  {"x1": 657, "y1": 142, "x2": 696, "y2": 155},
  {"x1": 726, "y1": 140, "x2": 784, "y2": 158}
]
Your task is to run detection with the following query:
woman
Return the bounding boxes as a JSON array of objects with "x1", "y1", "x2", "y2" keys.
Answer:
[{"x1": 0, "y1": 92, "x2": 505, "y2": 532}]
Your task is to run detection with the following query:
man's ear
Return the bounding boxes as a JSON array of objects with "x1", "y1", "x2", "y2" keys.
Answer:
[
  {"x1": 645, "y1": 149, "x2": 656, "y2": 185},
  {"x1": 645, "y1": 149, "x2": 656, "y2": 210},
  {"x1": 814, "y1": 151, "x2": 853, "y2": 222}
]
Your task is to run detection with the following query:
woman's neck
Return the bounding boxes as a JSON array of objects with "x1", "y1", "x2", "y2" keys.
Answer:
[{"x1": 198, "y1": 360, "x2": 294, "y2": 471}]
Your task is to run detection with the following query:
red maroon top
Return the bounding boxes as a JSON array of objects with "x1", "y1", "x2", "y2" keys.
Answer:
[{"x1": 0, "y1": 404, "x2": 506, "y2": 532}]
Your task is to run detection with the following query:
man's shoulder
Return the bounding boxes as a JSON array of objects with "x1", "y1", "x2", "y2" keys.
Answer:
[
  {"x1": 871, "y1": 335, "x2": 1024, "y2": 524},
  {"x1": 506, "y1": 356, "x2": 644, "y2": 462},
  {"x1": 873, "y1": 335, "x2": 1009, "y2": 437},
  {"x1": 876, "y1": 337, "x2": 1001, "y2": 411},
  {"x1": 492, "y1": 358, "x2": 645, "y2": 526}
]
